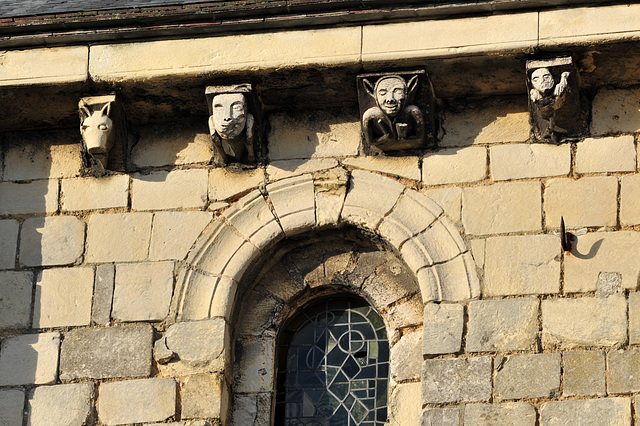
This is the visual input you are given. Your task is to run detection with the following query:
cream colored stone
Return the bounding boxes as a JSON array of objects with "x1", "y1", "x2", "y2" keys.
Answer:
[
  {"x1": 576, "y1": 136, "x2": 636, "y2": 173},
  {"x1": 34, "y1": 267, "x2": 94, "y2": 328},
  {"x1": 400, "y1": 219, "x2": 465, "y2": 270},
  {"x1": 181, "y1": 373, "x2": 228, "y2": 421},
  {"x1": 20, "y1": 216, "x2": 86, "y2": 267},
  {"x1": 98, "y1": 378, "x2": 176, "y2": 426},
  {"x1": 28, "y1": 383, "x2": 94, "y2": 426},
  {"x1": 132, "y1": 123, "x2": 213, "y2": 167},
  {"x1": 591, "y1": 87, "x2": 640, "y2": 135},
  {"x1": 563, "y1": 351, "x2": 606, "y2": 397},
  {"x1": 209, "y1": 167, "x2": 264, "y2": 201},
  {"x1": 417, "y1": 252, "x2": 480, "y2": 302},
  {"x1": 0, "y1": 180, "x2": 59, "y2": 215},
  {"x1": 267, "y1": 158, "x2": 339, "y2": 182},
  {"x1": 421, "y1": 187, "x2": 462, "y2": 223},
  {"x1": 469, "y1": 238, "x2": 485, "y2": 269},
  {"x1": 150, "y1": 211, "x2": 213, "y2": 261},
  {"x1": 61, "y1": 175, "x2": 129, "y2": 211},
  {"x1": 0, "y1": 332, "x2": 60, "y2": 386},
  {"x1": 490, "y1": 143, "x2": 570, "y2": 181},
  {"x1": 423, "y1": 147, "x2": 487, "y2": 185},
  {"x1": 223, "y1": 191, "x2": 283, "y2": 251},
  {"x1": 540, "y1": 398, "x2": 631, "y2": 426},
  {"x1": 90, "y1": 27, "x2": 360, "y2": 81},
  {"x1": 343, "y1": 156, "x2": 420, "y2": 181},
  {"x1": 0, "y1": 219, "x2": 19, "y2": 269},
  {"x1": 484, "y1": 234, "x2": 560, "y2": 296},
  {"x1": 4, "y1": 136, "x2": 82, "y2": 181},
  {"x1": 621, "y1": 174, "x2": 640, "y2": 226},
  {"x1": 112, "y1": 262, "x2": 174, "y2": 322},
  {"x1": 266, "y1": 174, "x2": 315, "y2": 236},
  {"x1": 132, "y1": 169, "x2": 208, "y2": 211},
  {"x1": 315, "y1": 167, "x2": 348, "y2": 228},
  {"x1": 388, "y1": 383, "x2": 421, "y2": 426},
  {"x1": 465, "y1": 402, "x2": 537, "y2": 426},
  {"x1": 544, "y1": 176, "x2": 617, "y2": 228},
  {"x1": 390, "y1": 329, "x2": 422, "y2": 382},
  {"x1": 440, "y1": 97, "x2": 529, "y2": 147},
  {"x1": 564, "y1": 231, "x2": 640, "y2": 293},
  {"x1": 378, "y1": 190, "x2": 442, "y2": 248},
  {"x1": 86, "y1": 212, "x2": 153, "y2": 263},
  {"x1": 0, "y1": 46, "x2": 88, "y2": 86},
  {"x1": 462, "y1": 181, "x2": 542, "y2": 235},
  {"x1": 362, "y1": 13, "x2": 537, "y2": 62}
]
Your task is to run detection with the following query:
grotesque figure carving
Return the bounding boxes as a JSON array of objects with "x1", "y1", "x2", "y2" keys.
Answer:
[
  {"x1": 529, "y1": 67, "x2": 570, "y2": 141},
  {"x1": 208, "y1": 93, "x2": 255, "y2": 163},
  {"x1": 79, "y1": 96, "x2": 117, "y2": 173}
]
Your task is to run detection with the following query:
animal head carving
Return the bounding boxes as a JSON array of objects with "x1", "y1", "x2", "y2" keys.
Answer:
[{"x1": 79, "y1": 101, "x2": 113, "y2": 168}]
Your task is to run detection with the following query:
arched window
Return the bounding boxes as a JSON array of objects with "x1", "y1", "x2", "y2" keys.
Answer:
[{"x1": 275, "y1": 298, "x2": 389, "y2": 425}]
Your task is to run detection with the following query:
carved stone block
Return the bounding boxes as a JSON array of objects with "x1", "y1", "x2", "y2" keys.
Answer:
[
  {"x1": 357, "y1": 70, "x2": 435, "y2": 153},
  {"x1": 79, "y1": 94, "x2": 128, "y2": 174},
  {"x1": 526, "y1": 57, "x2": 588, "y2": 142},
  {"x1": 206, "y1": 84, "x2": 264, "y2": 166}
]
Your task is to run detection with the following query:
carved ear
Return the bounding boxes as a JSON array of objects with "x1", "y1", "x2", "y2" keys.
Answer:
[
  {"x1": 407, "y1": 75, "x2": 419, "y2": 96},
  {"x1": 100, "y1": 102, "x2": 111, "y2": 117},
  {"x1": 79, "y1": 102, "x2": 91, "y2": 120},
  {"x1": 363, "y1": 79, "x2": 375, "y2": 97}
]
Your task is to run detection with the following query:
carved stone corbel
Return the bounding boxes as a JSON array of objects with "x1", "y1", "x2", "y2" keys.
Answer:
[
  {"x1": 205, "y1": 84, "x2": 264, "y2": 166},
  {"x1": 357, "y1": 69, "x2": 435, "y2": 153},
  {"x1": 526, "y1": 57, "x2": 588, "y2": 142}
]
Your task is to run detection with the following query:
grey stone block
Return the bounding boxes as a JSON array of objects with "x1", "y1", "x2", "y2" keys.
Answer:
[
  {"x1": 494, "y1": 353, "x2": 560, "y2": 400},
  {"x1": 464, "y1": 402, "x2": 536, "y2": 425},
  {"x1": 420, "y1": 407, "x2": 461, "y2": 426},
  {"x1": 0, "y1": 388, "x2": 25, "y2": 426},
  {"x1": 0, "y1": 219, "x2": 19, "y2": 269},
  {"x1": 607, "y1": 348, "x2": 640, "y2": 394},
  {"x1": 181, "y1": 373, "x2": 228, "y2": 420},
  {"x1": 92, "y1": 263, "x2": 115, "y2": 325},
  {"x1": 423, "y1": 302, "x2": 464, "y2": 355},
  {"x1": 563, "y1": 351, "x2": 605, "y2": 397},
  {"x1": 422, "y1": 357, "x2": 492, "y2": 404},
  {"x1": 0, "y1": 270, "x2": 33, "y2": 330},
  {"x1": 540, "y1": 397, "x2": 631, "y2": 426},
  {"x1": 28, "y1": 382, "x2": 94, "y2": 426}
]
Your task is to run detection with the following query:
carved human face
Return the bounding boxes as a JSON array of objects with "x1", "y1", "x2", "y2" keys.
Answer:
[
  {"x1": 375, "y1": 77, "x2": 407, "y2": 117},
  {"x1": 212, "y1": 93, "x2": 247, "y2": 139},
  {"x1": 531, "y1": 68, "x2": 555, "y2": 92}
]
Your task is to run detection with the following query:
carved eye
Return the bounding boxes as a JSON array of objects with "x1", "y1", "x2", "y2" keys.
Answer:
[
  {"x1": 81, "y1": 125, "x2": 88, "y2": 130},
  {"x1": 214, "y1": 104, "x2": 223, "y2": 109},
  {"x1": 378, "y1": 89, "x2": 387, "y2": 96},
  {"x1": 98, "y1": 124, "x2": 108, "y2": 131}
]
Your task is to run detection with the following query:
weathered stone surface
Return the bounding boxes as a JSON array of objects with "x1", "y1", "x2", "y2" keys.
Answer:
[
  {"x1": 132, "y1": 123, "x2": 213, "y2": 168},
  {"x1": 236, "y1": 288, "x2": 282, "y2": 337},
  {"x1": 621, "y1": 175, "x2": 640, "y2": 226},
  {"x1": 314, "y1": 167, "x2": 348, "y2": 228},
  {"x1": 388, "y1": 382, "x2": 421, "y2": 426},
  {"x1": 234, "y1": 338, "x2": 274, "y2": 393},
  {"x1": 209, "y1": 167, "x2": 264, "y2": 201},
  {"x1": 60, "y1": 324, "x2": 152, "y2": 380},
  {"x1": 0, "y1": 180, "x2": 58, "y2": 215},
  {"x1": 423, "y1": 302, "x2": 464, "y2": 355},
  {"x1": 541, "y1": 295, "x2": 627, "y2": 349},
  {"x1": 576, "y1": 135, "x2": 636, "y2": 173},
  {"x1": 544, "y1": 176, "x2": 618, "y2": 228},
  {"x1": 178, "y1": 268, "x2": 237, "y2": 321},
  {"x1": 344, "y1": 156, "x2": 420, "y2": 181},
  {"x1": 0, "y1": 270, "x2": 33, "y2": 329},
  {"x1": 484, "y1": 234, "x2": 560, "y2": 296},
  {"x1": 3, "y1": 135, "x2": 82, "y2": 181},
  {"x1": 464, "y1": 402, "x2": 536, "y2": 426},
  {"x1": 0, "y1": 389, "x2": 25, "y2": 426},
  {"x1": 630, "y1": 292, "x2": 640, "y2": 345},
  {"x1": 0, "y1": 332, "x2": 60, "y2": 386},
  {"x1": 591, "y1": 87, "x2": 640, "y2": 135},
  {"x1": 86, "y1": 212, "x2": 153, "y2": 262},
  {"x1": 28, "y1": 383, "x2": 94, "y2": 426},
  {"x1": 390, "y1": 330, "x2": 422, "y2": 382},
  {"x1": 563, "y1": 350, "x2": 605, "y2": 397},
  {"x1": 490, "y1": 143, "x2": 570, "y2": 181},
  {"x1": 378, "y1": 190, "x2": 442, "y2": 248},
  {"x1": 0, "y1": 45, "x2": 88, "y2": 86},
  {"x1": 149, "y1": 211, "x2": 212, "y2": 261},
  {"x1": 462, "y1": 181, "x2": 541, "y2": 235},
  {"x1": 98, "y1": 378, "x2": 176, "y2": 426},
  {"x1": 182, "y1": 373, "x2": 228, "y2": 421},
  {"x1": 420, "y1": 407, "x2": 461, "y2": 426},
  {"x1": 467, "y1": 298, "x2": 538, "y2": 352},
  {"x1": 268, "y1": 158, "x2": 339, "y2": 181},
  {"x1": 223, "y1": 190, "x2": 283, "y2": 251},
  {"x1": 34, "y1": 267, "x2": 94, "y2": 328},
  {"x1": 20, "y1": 216, "x2": 85, "y2": 267},
  {"x1": 0, "y1": 219, "x2": 19, "y2": 269},
  {"x1": 564, "y1": 231, "x2": 640, "y2": 293},
  {"x1": 112, "y1": 261, "x2": 173, "y2": 322},
  {"x1": 92, "y1": 264, "x2": 115, "y2": 325},
  {"x1": 494, "y1": 353, "x2": 561, "y2": 400},
  {"x1": 469, "y1": 238, "x2": 485, "y2": 269},
  {"x1": 417, "y1": 252, "x2": 480, "y2": 302},
  {"x1": 422, "y1": 357, "x2": 492, "y2": 404},
  {"x1": 61, "y1": 175, "x2": 129, "y2": 211},
  {"x1": 607, "y1": 348, "x2": 640, "y2": 394},
  {"x1": 266, "y1": 174, "x2": 315, "y2": 236},
  {"x1": 540, "y1": 397, "x2": 631, "y2": 426},
  {"x1": 132, "y1": 169, "x2": 208, "y2": 211},
  {"x1": 440, "y1": 97, "x2": 529, "y2": 147},
  {"x1": 422, "y1": 146, "x2": 487, "y2": 185},
  {"x1": 231, "y1": 393, "x2": 272, "y2": 426},
  {"x1": 421, "y1": 187, "x2": 462, "y2": 223}
]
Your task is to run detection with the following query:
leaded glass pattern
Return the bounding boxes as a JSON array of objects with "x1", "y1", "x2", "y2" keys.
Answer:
[{"x1": 276, "y1": 299, "x2": 389, "y2": 426}]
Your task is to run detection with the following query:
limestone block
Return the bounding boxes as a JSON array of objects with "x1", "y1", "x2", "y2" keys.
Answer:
[
  {"x1": 112, "y1": 262, "x2": 173, "y2": 322},
  {"x1": 378, "y1": 190, "x2": 442, "y2": 248},
  {"x1": 494, "y1": 353, "x2": 561, "y2": 400},
  {"x1": 92, "y1": 264, "x2": 114, "y2": 325},
  {"x1": 209, "y1": 167, "x2": 264, "y2": 201},
  {"x1": 539, "y1": 398, "x2": 631, "y2": 426},
  {"x1": 544, "y1": 176, "x2": 617, "y2": 228},
  {"x1": 469, "y1": 238, "x2": 485, "y2": 269},
  {"x1": 231, "y1": 394, "x2": 271, "y2": 426},
  {"x1": 563, "y1": 351, "x2": 605, "y2": 397},
  {"x1": 0, "y1": 270, "x2": 33, "y2": 330},
  {"x1": 341, "y1": 170, "x2": 404, "y2": 230},
  {"x1": 388, "y1": 382, "x2": 421, "y2": 426},
  {"x1": 60, "y1": 324, "x2": 152, "y2": 380},
  {"x1": 490, "y1": 143, "x2": 570, "y2": 181},
  {"x1": 33, "y1": 267, "x2": 94, "y2": 328},
  {"x1": 541, "y1": 295, "x2": 626, "y2": 349},
  {"x1": 576, "y1": 136, "x2": 636, "y2": 173},
  {"x1": 234, "y1": 338, "x2": 274, "y2": 393},
  {"x1": 0, "y1": 46, "x2": 88, "y2": 86},
  {"x1": 564, "y1": 231, "x2": 640, "y2": 293},
  {"x1": 591, "y1": 87, "x2": 640, "y2": 135},
  {"x1": 0, "y1": 180, "x2": 59, "y2": 215},
  {"x1": 621, "y1": 175, "x2": 640, "y2": 226},
  {"x1": 132, "y1": 123, "x2": 213, "y2": 168},
  {"x1": 417, "y1": 252, "x2": 480, "y2": 302},
  {"x1": 0, "y1": 332, "x2": 60, "y2": 386},
  {"x1": 267, "y1": 158, "x2": 339, "y2": 181},
  {"x1": 315, "y1": 167, "x2": 348, "y2": 228},
  {"x1": 343, "y1": 156, "x2": 420, "y2": 181},
  {"x1": 423, "y1": 302, "x2": 464, "y2": 355},
  {"x1": 150, "y1": 211, "x2": 213, "y2": 261},
  {"x1": 420, "y1": 407, "x2": 461, "y2": 426},
  {"x1": 61, "y1": 175, "x2": 129, "y2": 211},
  {"x1": 267, "y1": 111, "x2": 359, "y2": 160},
  {"x1": 630, "y1": 292, "x2": 640, "y2": 345},
  {"x1": 236, "y1": 288, "x2": 283, "y2": 337},
  {"x1": 462, "y1": 181, "x2": 541, "y2": 235},
  {"x1": 390, "y1": 330, "x2": 422, "y2": 382},
  {"x1": 464, "y1": 402, "x2": 536, "y2": 426},
  {"x1": 467, "y1": 298, "x2": 539, "y2": 353},
  {"x1": 86, "y1": 212, "x2": 153, "y2": 262},
  {"x1": 400, "y1": 219, "x2": 465, "y2": 272},
  {"x1": 98, "y1": 378, "x2": 176, "y2": 426},
  {"x1": 132, "y1": 169, "x2": 208, "y2": 211},
  {"x1": 181, "y1": 373, "x2": 228, "y2": 421},
  {"x1": 266, "y1": 174, "x2": 315, "y2": 236},
  {"x1": 20, "y1": 216, "x2": 85, "y2": 267},
  {"x1": 484, "y1": 234, "x2": 560, "y2": 296},
  {"x1": 28, "y1": 383, "x2": 94, "y2": 426},
  {"x1": 422, "y1": 357, "x2": 492, "y2": 404},
  {"x1": 0, "y1": 388, "x2": 24, "y2": 426},
  {"x1": 421, "y1": 187, "x2": 462, "y2": 223},
  {"x1": 4, "y1": 136, "x2": 82, "y2": 181},
  {"x1": 0, "y1": 219, "x2": 18, "y2": 269},
  {"x1": 223, "y1": 190, "x2": 283, "y2": 251},
  {"x1": 607, "y1": 348, "x2": 640, "y2": 394},
  {"x1": 440, "y1": 97, "x2": 529, "y2": 147},
  {"x1": 422, "y1": 147, "x2": 487, "y2": 186},
  {"x1": 178, "y1": 269, "x2": 237, "y2": 321}
]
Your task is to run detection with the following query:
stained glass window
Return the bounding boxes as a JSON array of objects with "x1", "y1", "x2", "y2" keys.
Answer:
[{"x1": 276, "y1": 298, "x2": 389, "y2": 425}]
